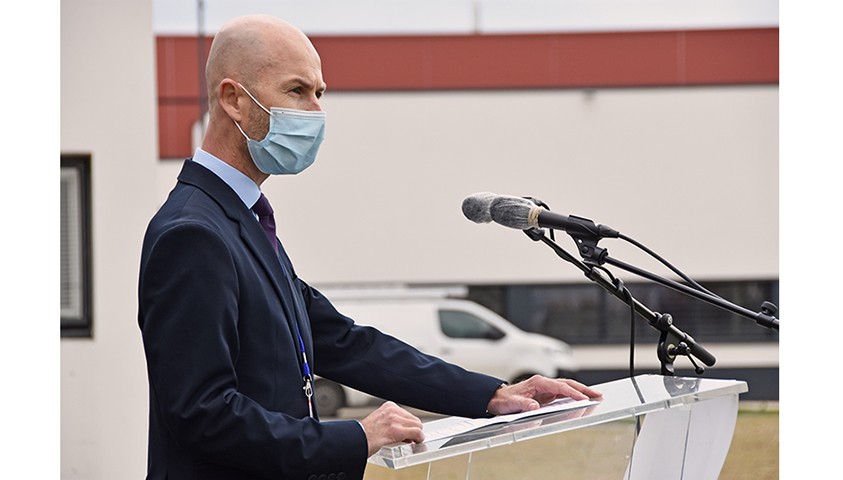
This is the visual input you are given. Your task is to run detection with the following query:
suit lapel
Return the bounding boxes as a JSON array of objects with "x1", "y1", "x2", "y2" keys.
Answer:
[
  {"x1": 177, "y1": 160, "x2": 310, "y2": 360},
  {"x1": 276, "y1": 242, "x2": 315, "y2": 363}
]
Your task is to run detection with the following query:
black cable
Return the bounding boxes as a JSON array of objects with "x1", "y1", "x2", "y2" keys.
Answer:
[
  {"x1": 617, "y1": 232, "x2": 717, "y2": 297},
  {"x1": 596, "y1": 271, "x2": 642, "y2": 438},
  {"x1": 595, "y1": 265, "x2": 637, "y2": 380}
]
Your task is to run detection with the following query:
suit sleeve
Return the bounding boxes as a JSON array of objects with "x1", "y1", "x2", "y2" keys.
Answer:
[
  {"x1": 299, "y1": 282, "x2": 504, "y2": 419},
  {"x1": 139, "y1": 222, "x2": 367, "y2": 479}
]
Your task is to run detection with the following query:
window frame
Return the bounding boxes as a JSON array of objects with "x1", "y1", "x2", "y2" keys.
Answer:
[
  {"x1": 61, "y1": 154, "x2": 93, "y2": 338},
  {"x1": 438, "y1": 309, "x2": 505, "y2": 341}
]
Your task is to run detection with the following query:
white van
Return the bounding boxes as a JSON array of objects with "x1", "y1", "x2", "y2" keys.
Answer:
[{"x1": 313, "y1": 290, "x2": 578, "y2": 416}]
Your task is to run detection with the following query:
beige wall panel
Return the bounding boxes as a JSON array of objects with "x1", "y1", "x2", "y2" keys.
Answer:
[{"x1": 61, "y1": 0, "x2": 158, "y2": 478}]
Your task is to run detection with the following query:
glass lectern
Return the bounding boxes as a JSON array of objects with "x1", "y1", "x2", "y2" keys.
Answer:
[{"x1": 367, "y1": 374, "x2": 748, "y2": 479}]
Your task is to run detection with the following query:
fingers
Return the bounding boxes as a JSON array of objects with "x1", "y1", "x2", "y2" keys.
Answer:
[
  {"x1": 525, "y1": 376, "x2": 602, "y2": 402},
  {"x1": 487, "y1": 376, "x2": 603, "y2": 416},
  {"x1": 548, "y1": 377, "x2": 602, "y2": 400},
  {"x1": 485, "y1": 380, "x2": 544, "y2": 416},
  {"x1": 560, "y1": 378, "x2": 603, "y2": 399},
  {"x1": 359, "y1": 402, "x2": 425, "y2": 457},
  {"x1": 537, "y1": 378, "x2": 587, "y2": 401}
]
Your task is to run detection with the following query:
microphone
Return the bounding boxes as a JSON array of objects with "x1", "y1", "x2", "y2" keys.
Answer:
[
  {"x1": 461, "y1": 192, "x2": 534, "y2": 224},
  {"x1": 489, "y1": 196, "x2": 620, "y2": 239},
  {"x1": 461, "y1": 192, "x2": 497, "y2": 223}
]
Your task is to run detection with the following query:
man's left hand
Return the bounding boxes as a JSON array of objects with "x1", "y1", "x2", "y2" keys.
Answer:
[{"x1": 485, "y1": 376, "x2": 603, "y2": 416}]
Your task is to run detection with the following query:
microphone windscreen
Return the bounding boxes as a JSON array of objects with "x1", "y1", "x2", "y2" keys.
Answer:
[
  {"x1": 461, "y1": 192, "x2": 499, "y2": 223},
  {"x1": 490, "y1": 196, "x2": 537, "y2": 230}
]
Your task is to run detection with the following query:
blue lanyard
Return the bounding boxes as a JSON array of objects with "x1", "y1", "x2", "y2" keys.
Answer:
[
  {"x1": 263, "y1": 217, "x2": 315, "y2": 419},
  {"x1": 277, "y1": 257, "x2": 315, "y2": 419},
  {"x1": 292, "y1": 318, "x2": 315, "y2": 419}
]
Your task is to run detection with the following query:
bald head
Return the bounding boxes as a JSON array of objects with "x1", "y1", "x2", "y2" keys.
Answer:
[
  {"x1": 205, "y1": 15, "x2": 319, "y2": 105},
  {"x1": 200, "y1": 15, "x2": 326, "y2": 185}
]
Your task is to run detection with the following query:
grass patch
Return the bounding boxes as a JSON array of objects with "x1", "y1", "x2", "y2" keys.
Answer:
[{"x1": 364, "y1": 410, "x2": 778, "y2": 479}]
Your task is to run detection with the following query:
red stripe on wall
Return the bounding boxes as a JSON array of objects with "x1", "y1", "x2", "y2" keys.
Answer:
[{"x1": 157, "y1": 28, "x2": 778, "y2": 158}]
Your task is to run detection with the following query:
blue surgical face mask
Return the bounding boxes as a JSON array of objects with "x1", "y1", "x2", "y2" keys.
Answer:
[{"x1": 233, "y1": 83, "x2": 326, "y2": 175}]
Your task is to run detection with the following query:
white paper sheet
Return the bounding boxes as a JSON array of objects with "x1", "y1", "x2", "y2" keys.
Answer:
[{"x1": 422, "y1": 397, "x2": 599, "y2": 442}]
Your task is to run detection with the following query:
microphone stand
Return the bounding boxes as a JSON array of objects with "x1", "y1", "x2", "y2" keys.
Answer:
[
  {"x1": 522, "y1": 228, "x2": 715, "y2": 376},
  {"x1": 573, "y1": 235, "x2": 780, "y2": 331}
]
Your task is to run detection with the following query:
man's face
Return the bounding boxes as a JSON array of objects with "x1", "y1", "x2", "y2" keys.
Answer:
[
  {"x1": 242, "y1": 43, "x2": 326, "y2": 140},
  {"x1": 257, "y1": 44, "x2": 326, "y2": 111}
]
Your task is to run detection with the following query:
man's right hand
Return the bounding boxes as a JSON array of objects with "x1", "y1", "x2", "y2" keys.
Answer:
[{"x1": 359, "y1": 401, "x2": 425, "y2": 457}]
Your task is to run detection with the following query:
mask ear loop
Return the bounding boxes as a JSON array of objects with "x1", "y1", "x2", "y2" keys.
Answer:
[
  {"x1": 236, "y1": 82, "x2": 272, "y2": 114},
  {"x1": 232, "y1": 82, "x2": 271, "y2": 141},
  {"x1": 232, "y1": 117, "x2": 253, "y2": 141}
]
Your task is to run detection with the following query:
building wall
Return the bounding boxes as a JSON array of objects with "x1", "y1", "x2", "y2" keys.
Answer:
[
  {"x1": 60, "y1": 0, "x2": 158, "y2": 477},
  {"x1": 157, "y1": 85, "x2": 779, "y2": 286}
]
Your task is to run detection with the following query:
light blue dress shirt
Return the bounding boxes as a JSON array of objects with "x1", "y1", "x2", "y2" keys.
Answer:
[{"x1": 192, "y1": 148, "x2": 261, "y2": 210}]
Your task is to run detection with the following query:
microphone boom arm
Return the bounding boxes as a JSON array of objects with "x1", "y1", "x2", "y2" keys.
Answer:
[
  {"x1": 525, "y1": 229, "x2": 717, "y2": 371},
  {"x1": 601, "y1": 255, "x2": 780, "y2": 331}
]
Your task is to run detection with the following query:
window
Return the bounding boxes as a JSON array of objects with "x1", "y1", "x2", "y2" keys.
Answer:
[
  {"x1": 467, "y1": 279, "x2": 779, "y2": 345},
  {"x1": 61, "y1": 155, "x2": 92, "y2": 337},
  {"x1": 439, "y1": 310, "x2": 505, "y2": 340}
]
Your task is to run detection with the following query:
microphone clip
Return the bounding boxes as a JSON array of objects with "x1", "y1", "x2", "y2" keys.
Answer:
[
  {"x1": 570, "y1": 227, "x2": 609, "y2": 266},
  {"x1": 544, "y1": 213, "x2": 611, "y2": 266},
  {"x1": 522, "y1": 227, "x2": 547, "y2": 242}
]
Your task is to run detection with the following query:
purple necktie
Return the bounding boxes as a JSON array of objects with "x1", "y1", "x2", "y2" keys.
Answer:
[
  {"x1": 253, "y1": 193, "x2": 316, "y2": 417},
  {"x1": 252, "y1": 193, "x2": 279, "y2": 255}
]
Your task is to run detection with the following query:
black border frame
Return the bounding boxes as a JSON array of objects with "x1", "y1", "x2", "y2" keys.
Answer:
[{"x1": 61, "y1": 154, "x2": 93, "y2": 338}]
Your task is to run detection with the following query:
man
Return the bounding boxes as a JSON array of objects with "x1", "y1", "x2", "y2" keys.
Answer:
[{"x1": 138, "y1": 14, "x2": 601, "y2": 480}]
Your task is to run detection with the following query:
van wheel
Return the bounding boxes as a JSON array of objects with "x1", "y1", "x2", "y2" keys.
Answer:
[{"x1": 314, "y1": 379, "x2": 346, "y2": 417}]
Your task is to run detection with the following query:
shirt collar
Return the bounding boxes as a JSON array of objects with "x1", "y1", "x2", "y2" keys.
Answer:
[{"x1": 192, "y1": 148, "x2": 261, "y2": 210}]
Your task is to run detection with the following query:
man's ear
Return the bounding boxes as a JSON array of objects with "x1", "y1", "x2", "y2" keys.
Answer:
[{"x1": 217, "y1": 79, "x2": 244, "y2": 122}]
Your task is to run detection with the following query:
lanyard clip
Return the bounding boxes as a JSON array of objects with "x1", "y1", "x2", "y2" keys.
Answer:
[
  {"x1": 303, "y1": 376, "x2": 314, "y2": 398},
  {"x1": 303, "y1": 376, "x2": 315, "y2": 418}
]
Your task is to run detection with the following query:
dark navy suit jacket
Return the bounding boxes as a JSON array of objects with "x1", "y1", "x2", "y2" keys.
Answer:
[{"x1": 138, "y1": 160, "x2": 503, "y2": 480}]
